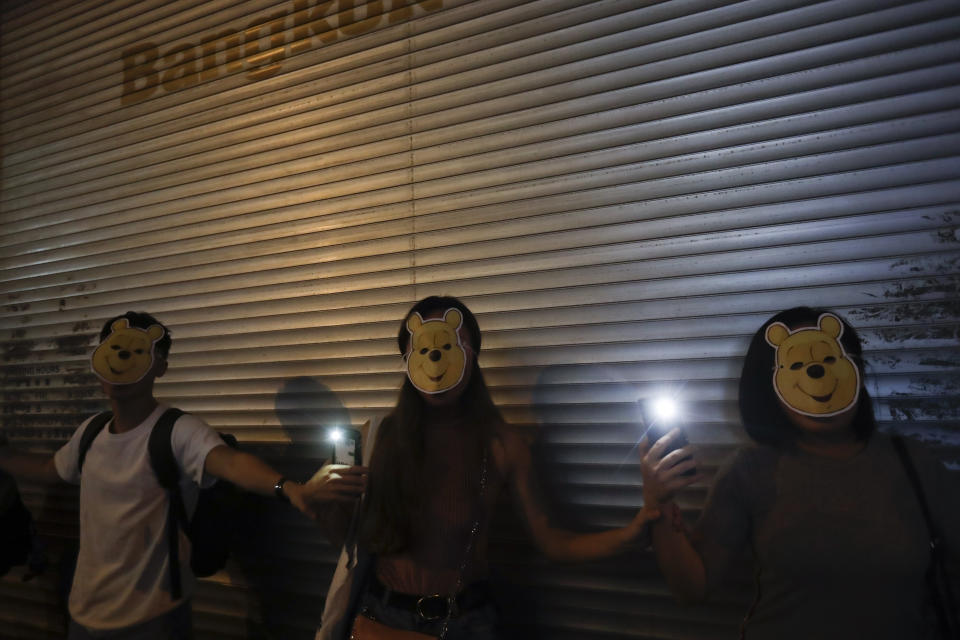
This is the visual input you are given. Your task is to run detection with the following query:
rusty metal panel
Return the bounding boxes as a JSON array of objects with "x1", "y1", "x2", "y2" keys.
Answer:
[{"x1": 2, "y1": 0, "x2": 960, "y2": 638}]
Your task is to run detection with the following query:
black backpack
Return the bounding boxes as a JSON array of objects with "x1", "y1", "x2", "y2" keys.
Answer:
[
  {"x1": 77, "y1": 408, "x2": 242, "y2": 599},
  {"x1": 0, "y1": 469, "x2": 33, "y2": 577}
]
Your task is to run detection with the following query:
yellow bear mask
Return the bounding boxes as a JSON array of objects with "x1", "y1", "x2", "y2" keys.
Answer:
[
  {"x1": 405, "y1": 309, "x2": 467, "y2": 395},
  {"x1": 765, "y1": 313, "x2": 861, "y2": 417},
  {"x1": 91, "y1": 318, "x2": 165, "y2": 385}
]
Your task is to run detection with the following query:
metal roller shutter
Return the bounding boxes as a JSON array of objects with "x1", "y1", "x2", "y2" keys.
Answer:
[{"x1": 2, "y1": 0, "x2": 958, "y2": 637}]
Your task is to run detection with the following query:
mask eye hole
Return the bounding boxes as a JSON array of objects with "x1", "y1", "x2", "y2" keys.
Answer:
[
  {"x1": 111, "y1": 345, "x2": 121, "y2": 350},
  {"x1": 823, "y1": 356, "x2": 836, "y2": 363},
  {"x1": 419, "y1": 348, "x2": 428, "y2": 355},
  {"x1": 443, "y1": 343, "x2": 451, "y2": 350},
  {"x1": 790, "y1": 362, "x2": 804, "y2": 370},
  {"x1": 134, "y1": 349, "x2": 144, "y2": 354}
]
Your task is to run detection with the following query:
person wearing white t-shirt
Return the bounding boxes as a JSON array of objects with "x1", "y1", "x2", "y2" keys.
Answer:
[{"x1": 0, "y1": 311, "x2": 368, "y2": 639}]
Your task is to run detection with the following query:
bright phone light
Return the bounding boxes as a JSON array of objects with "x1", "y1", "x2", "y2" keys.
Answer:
[
  {"x1": 651, "y1": 396, "x2": 680, "y2": 422},
  {"x1": 327, "y1": 428, "x2": 344, "y2": 443}
]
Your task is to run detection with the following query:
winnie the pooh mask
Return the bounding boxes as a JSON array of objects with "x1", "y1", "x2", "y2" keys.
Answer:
[
  {"x1": 405, "y1": 308, "x2": 467, "y2": 395},
  {"x1": 91, "y1": 318, "x2": 165, "y2": 385},
  {"x1": 765, "y1": 313, "x2": 861, "y2": 417}
]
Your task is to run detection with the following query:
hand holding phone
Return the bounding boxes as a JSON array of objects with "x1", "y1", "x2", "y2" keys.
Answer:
[
  {"x1": 639, "y1": 425, "x2": 699, "y2": 509},
  {"x1": 305, "y1": 462, "x2": 368, "y2": 505},
  {"x1": 643, "y1": 423, "x2": 696, "y2": 478}
]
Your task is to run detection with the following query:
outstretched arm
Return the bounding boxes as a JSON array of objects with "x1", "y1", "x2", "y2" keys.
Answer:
[
  {"x1": 501, "y1": 432, "x2": 660, "y2": 562},
  {"x1": 0, "y1": 434, "x2": 63, "y2": 485},
  {"x1": 639, "y1": 430, "x2": 706, "y2": 603},
  {"x1": 204, "y1": 446, "x2": 367, "y2": 539},
  {"x1": 203, "y1": 445, "x2": 317, "y2": 518}
]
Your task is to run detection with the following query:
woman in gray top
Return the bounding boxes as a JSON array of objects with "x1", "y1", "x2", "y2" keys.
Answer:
[{"x1": 640, "y1": 306, "x2": 959, "y2": 639}]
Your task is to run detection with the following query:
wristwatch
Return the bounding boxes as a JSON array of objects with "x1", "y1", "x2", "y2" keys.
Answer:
[{"x1": 274, "y1": 477, "x2": 290, "y2": 503}]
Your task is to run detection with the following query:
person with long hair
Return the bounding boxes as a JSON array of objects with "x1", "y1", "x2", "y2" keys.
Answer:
[
  {"x1": 314, "y1": 295, "x2": 660, "y2": 639},
  {"x1": 639, "y1": 306, "x2": 959, "y2": 639}
]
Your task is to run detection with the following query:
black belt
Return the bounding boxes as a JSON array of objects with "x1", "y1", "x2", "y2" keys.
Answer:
[{"x1": 368, "y1": 577, "x2": 493, "y2": 621}]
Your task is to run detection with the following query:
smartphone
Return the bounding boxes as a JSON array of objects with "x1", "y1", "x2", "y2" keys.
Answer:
[
  {"x1": 645, "y1": 422, "x2": 696, "y2": 477},
  {"x1": 329, "y1": 427, "x2": 362, "y2": 466},
  {"x1": 639, "y1": 400, "x2": 696, "y2": 477}
]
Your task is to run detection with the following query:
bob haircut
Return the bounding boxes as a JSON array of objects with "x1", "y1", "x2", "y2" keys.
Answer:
[
  {"x1": 99, "y1": 311, "x2": 172, "y2": 359},
  {"x1": 738, "y1": 306, "x2": 876, "y2": 448}
]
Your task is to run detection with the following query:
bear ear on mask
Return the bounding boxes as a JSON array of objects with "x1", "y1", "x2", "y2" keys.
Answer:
[
  {"x1": 818, "y1": 313, "x2": 843, "y2": 339},
  {"x1": 443, "y1": 308, "x2": 463, "y2": 331},
  {"x1": 765, "y1": 322, "x2": 791, "y2": 348},
  {"x1": 406, "y1": 313, "x2": 424, "y2": 336}
]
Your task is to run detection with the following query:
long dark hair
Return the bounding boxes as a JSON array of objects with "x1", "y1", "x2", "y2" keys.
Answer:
[
  {"x1": 738, "y1": 306, "x2": 877, "y2": 448},
  {"x1": 358, "y1": 296, "x2": 504, "y2": 554}
]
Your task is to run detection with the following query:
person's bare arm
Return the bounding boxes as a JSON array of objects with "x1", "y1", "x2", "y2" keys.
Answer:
[
  {"x1": 0, "y1": 435, "x2": 63, "y2": 485},
  {"x1": 203, "y1": 445, "x2": 319, "y2": 517},
  {"x1": 205, "y1": 445, "x2": 367, "y2": 539},
  {"x1": 502, "y1": 432, "x2": 660, "y2": 562},
  {"x1": 639, "y1": 429, "x2": 706, "y2": 603}
]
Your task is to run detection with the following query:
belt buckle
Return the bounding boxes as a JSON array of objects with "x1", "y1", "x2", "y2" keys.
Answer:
[{"x1": 416, "y1": 594, "x2": 455, "y2": 621}]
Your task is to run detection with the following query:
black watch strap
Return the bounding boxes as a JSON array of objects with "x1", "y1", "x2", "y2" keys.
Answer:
[{"x1": 274, "y1": 477, "x2": 290, "y2": 503}]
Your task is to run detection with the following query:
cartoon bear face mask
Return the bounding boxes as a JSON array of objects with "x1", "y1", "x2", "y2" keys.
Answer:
[
  {"x1": 405, "y1": 308, "x2": 468, "y2": 395},
  {"x1": 765, "y1": 313, "x2": 861, "y2": 417},
  {"x1": 91, "y1": 318, "x2": 165, "y2": 385}
]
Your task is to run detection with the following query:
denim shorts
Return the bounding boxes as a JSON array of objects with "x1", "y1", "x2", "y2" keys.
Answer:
[{"x1": 356, "y1": 584, "x2": 503, "y2": 640}]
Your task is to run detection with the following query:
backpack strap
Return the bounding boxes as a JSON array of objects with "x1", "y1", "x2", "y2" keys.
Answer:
[
  {"x1": 77, "y1": 412, "x2": 113, "y2": 473},
  {"x1": 147, "y1": 408, "x2": 188, "y2": 600}
]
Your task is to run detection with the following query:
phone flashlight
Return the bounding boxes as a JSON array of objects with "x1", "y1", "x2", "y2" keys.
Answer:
[
  {"x1": 639, "y1": 395, "x2": 696, "y2": 477},
  {"x1": 326, "y1": 426, "x2": 361, "y2": 466},
  {"x1": 650, "y1": 396, "x2": 680, "y2": 422}
]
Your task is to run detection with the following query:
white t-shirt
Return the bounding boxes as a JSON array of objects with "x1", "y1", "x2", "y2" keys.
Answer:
[{"x1": 54, "y1": 404, "x2": 225, "y2": 630}]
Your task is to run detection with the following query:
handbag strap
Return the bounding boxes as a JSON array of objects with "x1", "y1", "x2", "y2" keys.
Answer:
[
  {"x1": 890, "y1": 435, "x2": 960, "y2": 640},
  {"x1": 891, "y1": 436, "x2": 940, "y2": 545},
  {"x1": 437, "y1": 448, "x2": 488, "y2": 640}
]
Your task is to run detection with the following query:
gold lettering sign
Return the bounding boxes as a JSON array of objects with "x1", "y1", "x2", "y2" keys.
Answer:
[{"x1": 120, "y1": 0, "x2": 444, "y2": 106}]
